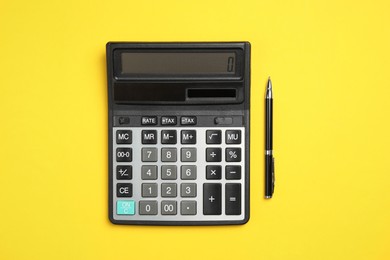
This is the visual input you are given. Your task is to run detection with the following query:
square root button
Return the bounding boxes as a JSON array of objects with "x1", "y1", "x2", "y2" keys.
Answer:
[{"x1": 117, "y1": 200, "x2": 135, "y2": 215}]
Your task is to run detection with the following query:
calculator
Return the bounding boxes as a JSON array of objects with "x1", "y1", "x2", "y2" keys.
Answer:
[{"x1": 107, "y1": 42, "x2": 250, "y2": 225}]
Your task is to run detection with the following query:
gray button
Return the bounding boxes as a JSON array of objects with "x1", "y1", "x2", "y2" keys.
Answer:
[
  {"x1": 141, "y1": 165, "x2": 157, "y2": 180},
  {"x1": 161, "y1": 165, "x2": 177, "y2": 180},
  {"x1": 161, "y1": 148, "x2": 177, "y2": 162},
  {"x1": 142, "y1": 183, "x2": 158, "y2": 197},
  {"x1": 161, "y1": 201, "x2": 177, "y2": 215},
  {"x1": 142, "y1": 148, "x2": 158, "y2": 162},
  {"x1": 181, "y1": 183, "x2": 197, "y2": 197},
  {"x1": 181, "y1": 201, "x2": 197, "y2": 215},
  {"x1": 181, "y1": 165, "x2": 197, "y2": 180},
  {"x1": 139, "y1": 201, "x2": 158, "y2": 215},
  {"x1": 161, "y1": 183, "x2": 177, "y2": 197},
  {"x1": 181, "y1": 148, "x2": 197, "y2": 162}
]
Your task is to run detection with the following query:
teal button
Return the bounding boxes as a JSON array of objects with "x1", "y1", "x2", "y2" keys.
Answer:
[{"x1": 117, "y1": 200, "x2": 135, "y2": 215}]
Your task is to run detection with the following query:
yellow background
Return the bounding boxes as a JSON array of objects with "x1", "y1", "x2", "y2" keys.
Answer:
[{"x1": 1, "y1": 0, "x2": 389, "y2": 259}]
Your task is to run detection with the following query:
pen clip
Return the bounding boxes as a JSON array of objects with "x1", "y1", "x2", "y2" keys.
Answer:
[{"x1": 272, "y1": 157, "x2": 275, "y2": 194}]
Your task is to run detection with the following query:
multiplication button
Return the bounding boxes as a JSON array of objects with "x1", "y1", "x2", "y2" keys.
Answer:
[{"x1": 206, "y1": 165, "x2": 221, "y2": 180}]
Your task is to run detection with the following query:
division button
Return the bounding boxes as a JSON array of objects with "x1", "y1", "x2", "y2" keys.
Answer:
[
  {"x1": 206, "y1": 130, "x2": 222, "y2": 144},
  {"x1": 181, "y1": 116, "x2": 197, "y2": 125},
  {"x1": 226, "y1": 130, "x2": 241, "y2": 144},
  {"x1": 116, "y1": 148, "x2": 132, "y2": 162},
  {"x1": 225, "y1": 166, "x2": 241, "y2": 180},
  {"x1": 181, "y1": 130, "x2": 196, "y2": 144},
  {"x1": 161, "y1": 201, "x2": 177, "y2": 215},
  {"x1": 142, "y1": 130, "x2": 157, "y2": 144},
  {"x1": 161, "y1": 116, "x2": 177, "y2": 125},
  {"x1": 141, "y1": 116, "x2": 157, "y2": 125},
  {"x1": 206, "y1": 148, "x2": 222, "y2": 162},
  {"x1": 116, "y1": 165, "x2": 132, "y2": 180},
  {"x1": 161, "y1": 130, "x2": 177, "y2": 144},
  {"x1": 117, "y1": 183, "x2": 132, "y2": 197},
  {"x1": 139, "y1": 201, "x2": 158, "y2": 215},
  {"x1": 203, "y1": 183, "x2": 222, "y2": 215},
  {"x1": 116, "y1": 130, "x2": 132, "y2": 144},
  {"x1": 225, "y1": 183, "x2": 241, "y2": 215},
  {"x1": 181, "y1": 201, "x2": 197, "y2": 215},
  {"x1": 206, "y1": 165, "x2": 222, "y2": 180},
  {"x1": 117, "y1": 200, "x2": 135, "y2": 215},
  {"x1": 226, "y1": 148, "x2": 241, "y2": 162}
]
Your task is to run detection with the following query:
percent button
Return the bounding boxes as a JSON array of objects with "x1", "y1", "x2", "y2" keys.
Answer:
[{"x1": 225, "y1": 148, "x2": 241, "y2": 162}]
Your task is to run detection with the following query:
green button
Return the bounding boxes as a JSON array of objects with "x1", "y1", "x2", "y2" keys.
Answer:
[{"x1": 117, "y1": 200, "x2": 135, "y2": 215}]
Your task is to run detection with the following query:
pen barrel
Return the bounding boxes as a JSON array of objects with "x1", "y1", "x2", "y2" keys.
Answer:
[
  {"x1": 265, "y1": 154, "x2": 274, "y2": 196},
  {"x1": 265, "y1": 98, "x2": 273, "y2": 150}
]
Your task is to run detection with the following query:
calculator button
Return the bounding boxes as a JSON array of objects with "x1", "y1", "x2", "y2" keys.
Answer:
[
  {"x1": 117, "y1": 183, "x2": 132, "y2": 197},
  {"x1": 116, "y1": 148, "x2": 132, "y2": 162},
  {"x1": 181, "y1": 148, "x2": 197, "y2": 162},
  {"x1": 203, "y1": 183, "x2": 222, "y2": 215},
  {"x1": 181, "y1": 183, "x2": 197, "y2": 197},
  {"x1": 161, "y1": 201, "x2": 177, "y2": 215},
  {"x1": 142, "y1": 130, "x2": 157, "y2": 144},
  {"x1": 161, "y1": 130, "x2": 177, "y2": 144},
  {"x1": 161, "y1": 116, "x2": 177, "y2": 125},
  {"x1": 206, "y1": 165, "x2": 222, "y2": 180},
  {"x1": 161, "y1": 165, "x2": 177, "y2": 180},
  {"x1": 181, "y1": 201, "x2": 197, "y2": 215},
  {"x1": 181, "y1": 130, "x2": 196, "y2": 144},
  {"x1": 181, "y1": 165, "x2": 197, "y2": 180},
  {"x1": 181, "y1": 116, "x2": 197, "y2": 125},
  {"x1": 117, "y1": 200, "x2": 135, "y2": 215},
  {"x1": 225, "y1": 166, "x2": 241, "y2": 180},
  {"x1": 118, "y1": 116, "x2": 130, "y2": 125},
  {"x1": 206, "y1": 130, "x2": 222, "y2": 144},
  {"x1": 139, "y1": 201, "x2": 158, "y2": 215},
  {"x1": 116, "y1": 130, "x2": 132, "y2": 144},
  {"x1": 206, "y1": 148, "x2": 222, "y2": 162},
  {"x1": 116, "y1": 165, "x2": 132, "y2": 180},
  {"x1": 161, "y1": 148, "x2": 177, "y2": 162},
  {"x1": 226, "y1": 130, "x2": 241, "y2": 144},
  {"x1": 142, "y1": 183, "x2": 158, "y2": 197},
  {"x1": 225, "y1": 183, "x2": 241, "y2": 215},
  {"x1": 141, "y1": 116, "x2": 157, "y2": 125},
  {"x1": 161, "y1": 183, "x2": 177, "y2": 197},
  {"x1": 141, "y1": 165, "x2": 157, "y2": 180},
  {"x1": 142, "y1": 148, "x2": 158, "y2": 162},
  {"x1": 214, "y1": 117, "x2": 233, "y2": 125},
  {"x1": 226, "y1": 148, "x2": 241, "y2": 162}
]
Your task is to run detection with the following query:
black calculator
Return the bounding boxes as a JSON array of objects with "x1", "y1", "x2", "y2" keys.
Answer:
[{"x1": 107, "y1": 42, "x2": 250, "y2": 225}]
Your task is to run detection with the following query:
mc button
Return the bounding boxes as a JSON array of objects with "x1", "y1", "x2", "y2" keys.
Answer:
[{"x1": 116, "y1": 130, "x2": 132, "y2": 144}]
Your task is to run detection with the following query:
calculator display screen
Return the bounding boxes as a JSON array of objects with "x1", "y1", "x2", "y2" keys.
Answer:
[{"x1": 120, "y1": 52, "x2": 236, "y2": 75}]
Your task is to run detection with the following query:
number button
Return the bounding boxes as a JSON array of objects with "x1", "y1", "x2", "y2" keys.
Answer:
[
  {"x1": 181, "y1": 130, "x2": 196, "y2": 144},
  {"x1": 142, "y1": 183, "x2": 158, "y2": 197},
  {"x1": 226, "y1": 148, "x2": 241, "y2": 162},
  {"x1": 206, "y1": 148, "x2": 221, "y2": 162},
  {"x1": 161, "y1": 165, "x2": 177, "y2": 180},
  {"x1": 141, "y1": 165, "x2": 157, "y2": 180},
  {"x1": 161, "y1": 148, "x2": 177, "y2": 162},
  {"x1": 161, "y1": 201, "x2": 177, "y2": 215},
  {"x1": 139, "y1": 201, "x2": 158, "y2": 215},
  {"x1": 116, "y1": 130, "x2": 132, "y2": 144},
  {"x1": 116, "y1": 148, "x2": 132, "y2": 162},
  {"x1": 161, "y1": 183, "x2": 177, "y2": 197},
  {"x1": 142, "y1": 148, "x2": 157, "y2": 162},
  {"x1": 116, "y1": 165, "x2": 132, "y2": 180},
  {"x1": 206, "y1": 165, "x2": 222, "y2": 180},
  {"x1": 181, "y1": 183, "x2": 197, "y2": 197},
  {"x1": 117, "y1": 183, "x2": 132, "y2": 197},
  {"x1": 161, "y1": 130, "x2": 177, "y2": 144},
  {"x1": 181, "y1": 165, "x2": 197, "y2": 180},
  {"x1": 180, "y1": 201, "x2": 197, "y2": 215},
  {"x1": 206, "y1": 130, "x2": 222, "y2": 144},
  {"x1": 181, "y1": 148, "x2": 197, "y2": 162},
  {"x1": 142, "y1": 130, "x2": 157, "y2": 144},
  {"x1": 226, "y1": 130, "x2": 241, "y2": 144}
]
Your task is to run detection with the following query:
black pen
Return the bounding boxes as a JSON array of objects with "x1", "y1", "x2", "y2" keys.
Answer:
[{"x1": 265, "y1": 77, "x2": 275, "y2": 199}]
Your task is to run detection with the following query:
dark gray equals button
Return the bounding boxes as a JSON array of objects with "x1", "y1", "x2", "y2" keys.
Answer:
[{"x1": 225, "y1": 183, "x2": 241, "y2": 215}]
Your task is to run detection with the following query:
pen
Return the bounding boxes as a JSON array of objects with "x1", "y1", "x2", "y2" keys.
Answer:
[{"x1": 265, "y1": 77, "x2": 275, "y2": 199}]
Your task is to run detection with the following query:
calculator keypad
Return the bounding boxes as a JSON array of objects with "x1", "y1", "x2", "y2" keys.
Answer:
[{"x1": 113, "y1": 126, "x2": 245, "y2": 222}]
